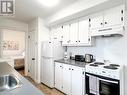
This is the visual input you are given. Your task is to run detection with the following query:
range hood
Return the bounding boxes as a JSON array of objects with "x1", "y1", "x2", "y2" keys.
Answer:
[{"x1": 90, "y1": 25, "x2": 125, "y2": 37}]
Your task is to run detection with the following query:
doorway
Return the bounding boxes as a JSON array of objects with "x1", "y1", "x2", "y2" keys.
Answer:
[{"x1": 0, "y1": 29, "x2": 26, "y2": 76}]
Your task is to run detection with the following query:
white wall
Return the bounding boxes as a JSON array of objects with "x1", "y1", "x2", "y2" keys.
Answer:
[
  {"x1": 28, "y1": 17, "x2": 49, "y2": 83},
  {"x1": 0, "y1": 18, "x2": 28, "y2": 58},
  {"x1": 0, "y1": 18, "x2": 28, "y2": 32},
  {"x1": 2, "y1": 29, "x2": 25, "y2": 57}
]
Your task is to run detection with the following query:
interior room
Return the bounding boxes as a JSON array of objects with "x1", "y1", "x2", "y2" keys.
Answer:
[
  {"x1": 1, "y1": 29, "x2": 25, "y2": 74},
  {"x1": 0, "y1": 0, "x2": 126, "y2": 95}
]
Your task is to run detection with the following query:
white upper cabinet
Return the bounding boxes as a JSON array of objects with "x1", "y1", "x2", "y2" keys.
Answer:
[
  {"x1": 78, "y1": 19, "x2": 91, "y2": 45},
  {"x1": 62, "y1": 19, "x2": 93, "y2": 46},
  {"x1": 62, "y1": 24, "x2": 70, "y2": 45},
  {"x1": 69, "y1": 22, "x2": 78, "y2": 45},
  {"x1": 90, "y1": 13, "x2": 104, "y2": 30},
  {"x1": 90, "y1": 5, "x2": 125, "y2": 36},
  {"x1": 71, "y1": 66, "x2": 84, "y2": 95},
  {"x1": 104, "y1": 5, "x2": 124, "y2": 27}
]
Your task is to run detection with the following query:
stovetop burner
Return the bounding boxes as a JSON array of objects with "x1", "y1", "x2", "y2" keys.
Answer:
[
  {"x1": 103, "y1": 66, "x2": 118, "y2": 70},
  {"x1": 109, "y1": 64, "x2": 120, "y2": 67},
  {"x1": 94, "y1": 62, "x2": 105, "y2": 65},
  {"x1": 89, "y1": 64, "x2": 98, "y2": 67}
]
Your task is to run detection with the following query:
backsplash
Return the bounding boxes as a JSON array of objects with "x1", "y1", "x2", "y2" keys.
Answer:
[
  {"x1": 67, "y1": 37, "x2": 104, "y2": 61},
  {"x1": 67, "y1": 34, "x2": 127, "y2": 64}
]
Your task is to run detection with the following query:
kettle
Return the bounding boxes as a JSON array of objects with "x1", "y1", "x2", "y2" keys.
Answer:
[{"x1": 85, "y1": 54, "x2": 93, "y2": 63}]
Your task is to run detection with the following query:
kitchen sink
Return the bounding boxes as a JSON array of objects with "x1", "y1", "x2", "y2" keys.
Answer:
[{"x1": 0, "y1": 74, "x2": 22, "y2": 92}]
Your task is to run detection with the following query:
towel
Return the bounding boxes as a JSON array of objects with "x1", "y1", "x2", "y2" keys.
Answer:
[{"x1": 89, "y1": 75, "x2": 97, "y2": 95}]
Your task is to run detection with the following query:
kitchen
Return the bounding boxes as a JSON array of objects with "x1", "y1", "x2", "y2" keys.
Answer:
[{"x1": 0, "y1": 0, "x2": 127, "y2": 95}]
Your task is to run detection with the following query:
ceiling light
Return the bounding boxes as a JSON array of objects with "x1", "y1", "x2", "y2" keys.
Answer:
[{"x1": 38, "y1": 0, "x2": 60, "y2": 7}]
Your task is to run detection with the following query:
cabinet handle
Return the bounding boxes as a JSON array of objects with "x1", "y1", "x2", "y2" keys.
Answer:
[
  {"x1": 89, "y1": 19, "x2": 91, "y2": 22},
  {"x1": 32, "y1": 58, "x2": 35, "y2": 60},
  {"x1": 98, "y1": 28, "x2": 112, "y2": 32},
  {"x1": 82, "y1": 71, "x2": 85, "y2": 75},
  {"x1": 60, "y1": 66, "x2": 62, "y2": 67},
  {"x1": 76, "y1": 41, "x2": 77, "y2": 42},
  {"x1": 72, "y1": 69, "x2": 74, "y2": 70},
  {"x1": 121, "y1": 17, "x2": 123, "y2": 21},
  {"x1": 123, "y1": 26, "x2": 125, "y2": 30},
  {"x1": 88, "y1": 38, "x2": 90, "y2": 42},
  {"x1": 105, "y1": 22, "x2": 107, "y2": 24},
  {"x1": 121, "y1": 10, "x2": 123, "y2": 14},
  {"x1": 54, "y1": 38, "x2": 57, "y2": 39},
  {"x1": 79, "y1": 40, "x2": 80, "y2": 42},
  {"x1": 89, "y1": 24, "x2": 91, "y2": 27},
  {"x1": 100, "y1": 23, "x2": 103, "y2": 25}
]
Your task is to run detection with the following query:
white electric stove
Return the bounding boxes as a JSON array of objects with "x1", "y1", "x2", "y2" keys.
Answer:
[
  {"x1": 85, "y1": 62, "x2": 124, "y2": 95},
  {"x1": 85, "y1": 62, "x2": 123, "y2": 80}
]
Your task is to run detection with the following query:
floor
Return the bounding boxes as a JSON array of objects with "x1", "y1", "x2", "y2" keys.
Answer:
[
  {"x1": 17, "y1": 70, "x2": 64, "y2": 95},
  {"x1": 18, "y1": 70, "x2": 25, "y2": 76}
]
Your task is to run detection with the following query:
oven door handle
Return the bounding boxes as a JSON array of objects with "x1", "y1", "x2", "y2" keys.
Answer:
[
  {"x1": 86, "y1": 74, "x2": 90, "y2": 76},
  {"x1": 98, "y1": 78, "x2": 118, "y2": 84},
  {"x1": 86, "y1": 74, "x2": 94, "y2": 77}
]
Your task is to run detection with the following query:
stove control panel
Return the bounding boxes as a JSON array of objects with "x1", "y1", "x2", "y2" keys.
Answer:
[{"x1": 85, "y1": 65, "x2": 120, "y2": 80}]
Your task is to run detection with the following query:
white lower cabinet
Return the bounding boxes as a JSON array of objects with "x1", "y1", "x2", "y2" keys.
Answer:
[
  {"x1": 55, "y1": 62, "x2": 85, "y2": 95},
  {"x1": 62, "y1": 64, "x2": 71, "y2": 95},
  {"x1": 71, "y1": 66, "x2": 84, "y2": 95},
  {"x1": 55, "y1": 62, "x2": 63, "y2": 91}
]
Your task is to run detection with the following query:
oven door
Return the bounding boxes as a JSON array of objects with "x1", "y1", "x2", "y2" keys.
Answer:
[
  {"x1": 98, "y1": 78, "x2": 120, "y2": 95},
  {"x1": 85, "y1": 73, "x2": 99, "y2": 95}
]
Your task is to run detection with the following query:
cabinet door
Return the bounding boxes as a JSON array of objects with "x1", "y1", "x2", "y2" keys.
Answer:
[
  {"x1": 90, "y1": 13, "x2": 103, "y2": 30},
  {"x1": 62, "y1": 64, "x2": 71, "y2": 95},
  {"x1": 55, "y1": 62, "x2": 63, "y2": 91},
  {"x1": 69, "y1": 22, "x2": 78, "y2": 45},
  {"x1": 78, "y1": 19, "x2": 90, "y2": 45},
  {"x1": 51, "y1": 27, "x2": 63, "y2": 41},
  {"x1": 62, "y1": 24, "x2": 70, "y2": 45},
  {"x1": 71, "y1": 66, "x2": 83, "y2": 95},
  {"x1": 104, "y1": 5, "x2": 124, "y2": 27}
]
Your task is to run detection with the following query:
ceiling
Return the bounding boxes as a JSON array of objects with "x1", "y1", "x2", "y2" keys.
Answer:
[
  {"x1": 11, "y1": 0, "x2": 79, "y2": 22},
  {"x1": 0, "y1": 0, "x2": 125, "y2": 23}
]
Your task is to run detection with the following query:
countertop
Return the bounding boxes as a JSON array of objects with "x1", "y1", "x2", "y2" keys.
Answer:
[
  {"x1": 55, "y1": 59, "x2": 88, "y2": 68},
  {"x1": 0, "y1": 62, "x2": 44, "y2": 95}
]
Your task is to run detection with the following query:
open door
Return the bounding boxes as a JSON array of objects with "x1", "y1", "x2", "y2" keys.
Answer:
[{"x1": 28, "y1": 31, "x2": 36, "y2": 81}]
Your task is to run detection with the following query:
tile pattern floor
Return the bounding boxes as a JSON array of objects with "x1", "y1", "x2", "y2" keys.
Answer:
[{"x1": 18, "y1": 70, "x2": 64, "y2": 95}]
